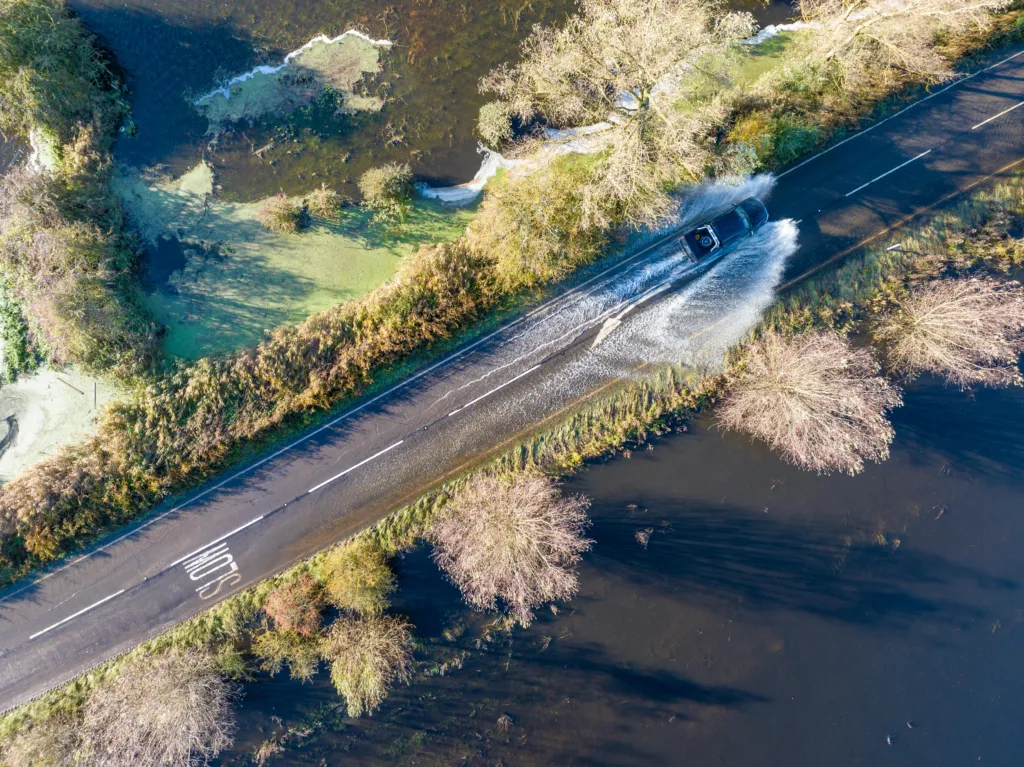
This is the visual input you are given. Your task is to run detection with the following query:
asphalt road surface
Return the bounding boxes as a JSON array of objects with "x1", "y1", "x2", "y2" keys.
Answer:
[{"x1": 3, "y1": 46, "x2": 1024, "y2": 712}]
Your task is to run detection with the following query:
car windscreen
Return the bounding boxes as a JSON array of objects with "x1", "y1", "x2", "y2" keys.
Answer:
[
  {"x1": 739, "y1": 198, "x2": 769, "y2": 229},
  {"x1": 711, "y1": 209, "x2": 748, "y2": 244}
]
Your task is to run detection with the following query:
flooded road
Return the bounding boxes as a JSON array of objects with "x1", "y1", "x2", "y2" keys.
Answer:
[{"x1": 220, "y1": 374, "x2": 1024, "y2": 766}]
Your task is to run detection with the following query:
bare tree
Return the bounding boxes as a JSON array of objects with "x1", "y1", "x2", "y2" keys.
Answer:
[
  {"x1": 718, "y1": 330, "x2": 902, "y2": 475},
  {"x1": 430, "y1": 473, "x2": 592, "y2": 626},
  {"x1": 481, "y1": 0, "x2": 756, "y2": 225},
  {"x1": 320, "y1": 614, "x2": 413, "y2": 718},
  {"x1": 874, "y1": 277, "x2": 1024, "y2": 388},
  {"x1": 800, "y1": 0, "x2": 1009, "y2": 87},
  {"x1": 83, "y1": 649, "x2": 236, "y2": 766}
]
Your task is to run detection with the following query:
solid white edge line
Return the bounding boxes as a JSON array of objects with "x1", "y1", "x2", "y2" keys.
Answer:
[
  {"x1": 985, "y1": 50, "x2": 1024, "y2": 71},
  {"x1": 0, "y1": 212, "x2": 691, "y2": 605},
  {"x1": 29, "y1": 590, "x2": 126, "y2": 640},
  {"x1": 845, "y1": 150, "x2": 931, "y2": 198},
  {"x1": 447, "y1": 364, "x2": 543, "y2": 418},
  {"x1": 168, "y1": 515, "x2": 266, "y2": 569},
  {"x1": 776, "y1": 62, "x2": 1003, "y2": 180},
  {"x1": 307, "y1": 440, "x2": 405, "y2": 495},
  {"x1": 972, "y1": 100, "x2": 1024, "y2": 130}
]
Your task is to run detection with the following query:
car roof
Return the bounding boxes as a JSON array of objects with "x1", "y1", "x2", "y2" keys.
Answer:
[
  {"x1": 711, "y1": 208, "x2": 748, "y2": 243},
  {"x1": 739, "y1": 198, "x2": 768, "y2": 228}
]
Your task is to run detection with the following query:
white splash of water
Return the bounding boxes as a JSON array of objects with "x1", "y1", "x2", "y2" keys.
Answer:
[{"x1": 594, "y1": 218, "x2": 800, "y2": 373}]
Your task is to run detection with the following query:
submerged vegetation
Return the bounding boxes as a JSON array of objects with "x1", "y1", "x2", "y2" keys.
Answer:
[
  {"x1": 429, "y1": 473, "x2": 592, "y2": 626},
  {"x1": 717, "y1": 330, "x2": 903, "y2": 476}
]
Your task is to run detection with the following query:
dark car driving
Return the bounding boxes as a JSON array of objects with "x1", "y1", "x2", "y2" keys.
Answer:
[{"x1": 680, "y1": 197, "x2": 769, "y2": 263}]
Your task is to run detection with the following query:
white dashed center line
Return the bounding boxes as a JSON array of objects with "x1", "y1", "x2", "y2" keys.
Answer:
[
  {"x1": 447, "y1": 364, "x2": 542, "y2": 417},
  {"x1": 30, "y1": 590, "x2": 126, "y2": 640},
  {"x1": 845, "y1": 150, "x2": 931, "y2": 198},
  {"x1": 972, "y1": 100, "x2": 1024, "y2": 130},
  {"x1": 307, "y1": 440, "x2": 405, "y2": 494}
]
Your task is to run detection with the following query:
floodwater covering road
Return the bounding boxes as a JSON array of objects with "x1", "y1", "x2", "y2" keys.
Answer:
[{"x1": 2, "y1": 36, "x2": 1024, "y2": 725}]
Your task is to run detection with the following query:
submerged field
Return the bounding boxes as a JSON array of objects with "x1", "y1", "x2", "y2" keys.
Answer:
[{"x1": 118, "y1": 163, "x2": 473, "y2": 358}]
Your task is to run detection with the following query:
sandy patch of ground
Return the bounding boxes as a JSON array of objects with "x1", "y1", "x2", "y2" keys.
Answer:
[
  {"x1": 116, "y1": 163, "x2": 473, "y2": 359},
  {"x1": 0, "y1": 367, "x2": 119, "y2": 482}
]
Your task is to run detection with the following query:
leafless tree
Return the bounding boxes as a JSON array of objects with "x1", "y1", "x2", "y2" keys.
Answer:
[
  {"x1": 82, "y1": 649, "x2": 236, "y2": 766},
  {"x1": 320, "y1": 614, "x2": 413, "y2": 717},
  {"x1": 874, "y1": 277, "x2": 1024, "y2": 388},
  {"x1": 800, "y1": 0, "x2": 1009, "y2": 87},
  {"x1": 481, "y1": 0, "x2": 756, "y2": 225},
  {"x1": 430, "y1": 473, "x2": 592, "y2": 626},
  {"x1": 718, "y1": 330, "x2": 902, "y2": 475}
]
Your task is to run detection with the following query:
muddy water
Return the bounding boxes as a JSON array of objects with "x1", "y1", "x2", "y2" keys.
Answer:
[
  {"x1": 69, "y1": 0, "x2": 794, "y2": 201},
  {"x1": 218, "y1": 374, "x2": 1024, "y2": 766}
]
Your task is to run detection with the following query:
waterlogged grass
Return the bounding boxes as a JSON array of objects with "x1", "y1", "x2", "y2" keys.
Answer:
[
  {"x1": 732, "y1": 32, "x2": 798, "y2": 85},
  {"x1": 116, "y1": 163, "x2": 474, "y2": 359}
]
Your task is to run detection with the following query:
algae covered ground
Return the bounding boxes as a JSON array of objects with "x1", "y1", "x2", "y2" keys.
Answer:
[{"x1": 116, "y1": 163, "x2": 473, "y2": 359}]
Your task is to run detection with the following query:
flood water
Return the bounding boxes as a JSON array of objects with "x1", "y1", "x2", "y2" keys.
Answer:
[
  {"x1": 68, "y1": 0, "x2": 794, "y2": 200},
  {"x1": 50, "y1": 3, "x2": 1024, "y2": 764},
  {"x1": 217, "y1": 373, "x2": 1024, "y2": 766}
]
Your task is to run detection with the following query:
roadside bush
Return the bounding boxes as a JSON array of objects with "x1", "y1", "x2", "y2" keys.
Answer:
[
  {"x1": 305, "y1": 182, "x2": 343, "y2": 220},
  {"x1": 264, "y1": 572, "x2": 325, "y2": 637},
  {"x1": 429, "y1": 472, "x2": 592, "y2": 625},
  {"x1": 320, "y1": 614, "x2": 413, "y2": 717},
  {"x1": 321, "y1": 537, "x2": 395, "y2": 616},
  {"x1": 258, "y1": 193, "x2": 305, "y2": 233},
  {"x1": 0, "y1": 710, "x2": 80, "y2": 767},
  {"x1": 82, "y1": 648, "x2": 235, "y2": 766},
  {"x1": 717, "y1": 330, "x2": 902, "y2": 475},
  {"x1": 477, "y1": 101, "x2": 514, "y2": 148},
  {"x1": 0, "y1": 0, "x2": 124, "y2": 150},
  {"x1": 727, "y1": 110, "x2": 821, "y2": 170},
  {"x1": 874, "y1": 277, "x2": 1024, "y2": 388},
  {"x1": 467, "y1": 156, "x2": 613, "y2": 291},
  {"x1": 252, "y1": 629, "x2": 321, "y2": 682},
  {"x1": 358, "y1": 162, "x2": 414, "y2": 224}
]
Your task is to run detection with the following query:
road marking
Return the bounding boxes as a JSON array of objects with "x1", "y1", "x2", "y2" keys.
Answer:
[
  {"x1": 447, "y1": 364, "x2": 542, "y2": 417},
  {"x1": 0, "y1": 212, "x2": 696, "y2": 606},
  {"x1": 29, "y1": 590, "x2": 126, "y2": 640},
  {"x1": 183, "y1": 543, "x2": 243, "y2": 600},
  {"x1": 307, "y1": 440, "x2": 405, "y2": 494},
  {"x1": 972, "y1": 100, "x2": 1024, "y2": 130},
  {"x1": 845, "y1": 150, "x2": 931, "y2": 197},
  {"x1": 169, "y1": 515, "x2": 265, "y2": 568},
  {"x1": 776, "y1": 44, "x2": 1024, "y2": 180},
  {"x1": 985, "y1": 50, "x2": 1024, "y2": 71}
]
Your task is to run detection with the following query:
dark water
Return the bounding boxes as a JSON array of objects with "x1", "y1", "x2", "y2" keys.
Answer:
[
  {"x1": 218, "y1": 374, "x2": 1024, "y2": 766},
  {"x1": 68, "y1": 0, "x2": 794, "y2": 201}
]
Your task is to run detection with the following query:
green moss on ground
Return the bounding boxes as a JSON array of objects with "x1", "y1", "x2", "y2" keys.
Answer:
[{"x1": 116, "y1": 163, "x2": 474, "y2": 359}]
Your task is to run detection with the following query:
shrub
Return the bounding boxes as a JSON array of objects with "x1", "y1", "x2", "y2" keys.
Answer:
[
  {"x1": 1, "y1": 711, "x2": 80, "y2": 767},
  {"x1": 358, "y1": 163, "x2": 414, "y2": 224},
  {"x1": 466, "y1": 156, "x2": 613, "y2": 291},
  {"x1": 82, "y1": 649, "x2": 235, "y2": 766},
  {"x1": 264, "y1": 572, "x2": 324, "y2": 636},
  {"x1": 252, "y1": 629, "x2": 321, "y2": 682},
  {"x1": 321, "y1": 537, "x2": 395, "y2": 616},
  {"x1": 0, "y1": 0, "x2": 124, "y2": 149},
  {"x1": 320, "y1": 614, "x2": 413, "y2": 717},
  {"x1": 874, "y1": 277, "x2": 1024, "y2": 388},
  {"x1": 258, "y1": 193, "x2": 305, "y2": 233},
  {"x1": 717, "y1": 330, "x2": 903, "y2": 475},
  {"x1": 305, "y1": 182, "x2": 343, "y2": 220},
  {"x1": 429, "y1": 473, "x2": 592, "y2": 625},
  {"x1": 477, "y1": 101, "x2": 514, "y2": 148}
]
